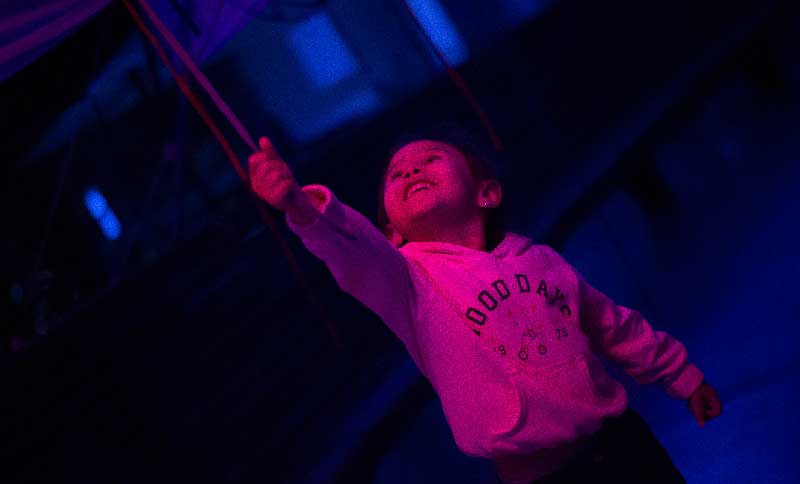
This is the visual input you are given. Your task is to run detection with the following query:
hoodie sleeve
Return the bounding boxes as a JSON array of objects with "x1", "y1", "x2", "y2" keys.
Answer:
[
  {"x1": 580, "y1": 275, "x2": 704, "y2": 400},
  {"x1": 284, "y1": 184, "x2": 417, "y2": 352},
  {"x1": 541, "y1": 246, "x2": 704, "y2": 400}
]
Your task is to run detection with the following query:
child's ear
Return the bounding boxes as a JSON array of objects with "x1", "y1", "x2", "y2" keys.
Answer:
[
  {"x1": 385, "y1": 224, "x2": 405, "y2": 247},
  {"x1": 477, "y1": 179, "x2": 503, "y2": 208}
]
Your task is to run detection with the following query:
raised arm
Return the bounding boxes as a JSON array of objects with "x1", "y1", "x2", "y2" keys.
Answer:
[{"x1": 249, "y1": 137, "x2": 417, "y2": 351}]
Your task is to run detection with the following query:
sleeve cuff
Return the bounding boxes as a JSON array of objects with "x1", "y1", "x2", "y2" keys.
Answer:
[
  {"x1": 285, "y1": 184, "x2": 340, "y2": 235},
  {"x1": 666, "y1": 363, "x2": 705, "y2": 400}
]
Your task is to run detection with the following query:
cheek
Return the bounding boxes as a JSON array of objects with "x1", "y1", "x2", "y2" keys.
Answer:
[
  {"x1": 440, "y1": 168, "x2": 472, "y2": 199},
  {"x1": 384, "y1": 186, "x2": 402, "y2": 215}
]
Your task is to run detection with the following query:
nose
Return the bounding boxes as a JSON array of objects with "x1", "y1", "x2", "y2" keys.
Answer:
[{"x1": 403, "y1": 167, "x2": 421, "y2": 179}]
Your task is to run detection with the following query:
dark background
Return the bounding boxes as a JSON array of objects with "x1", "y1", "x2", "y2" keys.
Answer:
[{"x1": 2, "y1": 1, "x2": 799, "y2": 482}]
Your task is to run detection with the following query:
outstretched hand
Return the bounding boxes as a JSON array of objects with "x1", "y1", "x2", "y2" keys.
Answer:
[
  {"x1": 687, "y1": 382, "x2": 722, "y2": 428},
  {"x1": 248, "y1": 136, "x2": 300, "y2": 212}
]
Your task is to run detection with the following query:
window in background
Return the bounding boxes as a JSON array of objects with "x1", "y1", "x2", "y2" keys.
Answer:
[
  {"x1": 405, "y1": 0, "x2": 469, "y2": 65},
  {"x1": 289, "y1": 12, "x2": 359, "y2": 89}
]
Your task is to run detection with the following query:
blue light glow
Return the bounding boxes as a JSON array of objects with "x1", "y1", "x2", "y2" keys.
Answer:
[
  {"x1": 99, "y1": 212, "x2": 122, "y2": 240},
  {"x1": 84, "y1": 187, "x2": 107, "y2": 219},
  {"x1": 405, "y1": 0, "x2": 468, "y2": 65},
  {"x1": 84, "y1": 187, "x2": 122, "y2": 241},
  {"x1": 289, "y1": 12, "x2": 359, "y2": 88}
]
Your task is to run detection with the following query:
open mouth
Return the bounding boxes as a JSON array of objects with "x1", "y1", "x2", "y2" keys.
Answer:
[{"x1": 404, "y1": 180, "x2": 434, "y2": 200}]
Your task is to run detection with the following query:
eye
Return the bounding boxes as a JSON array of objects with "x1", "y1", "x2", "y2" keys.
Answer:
[
  {"x1": 424, "y1": 155, "x2": 439, "y2": 164},
  {"x1": 389, "y1": 171, "x2": 401, "y2": 181}
]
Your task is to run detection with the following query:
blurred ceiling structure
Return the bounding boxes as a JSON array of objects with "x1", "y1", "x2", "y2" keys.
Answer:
[{"x1": 1, "y1": 0, "x2": 559, "y2": 338}]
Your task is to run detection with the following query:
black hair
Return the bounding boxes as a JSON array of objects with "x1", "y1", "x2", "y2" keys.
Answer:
[{"x1": 376, "y1": 123, "x2": 508, "y2": 250}]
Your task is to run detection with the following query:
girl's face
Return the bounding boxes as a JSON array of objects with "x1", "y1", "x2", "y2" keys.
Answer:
[{"x1": 382, "y1": 139, "x2": 479, "y2": 243}]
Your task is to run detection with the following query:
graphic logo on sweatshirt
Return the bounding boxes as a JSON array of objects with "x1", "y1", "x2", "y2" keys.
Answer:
[
  {"x1": 463, "y1": 274, "x2": 575, "y2": 361},
  {"x1": 464, "y1": 274, "x2": 573, "y2": 327}
]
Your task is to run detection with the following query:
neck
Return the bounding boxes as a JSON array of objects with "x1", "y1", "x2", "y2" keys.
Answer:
[{"x1": 406, "y1": 212, "x2": 488, "y2": 252}]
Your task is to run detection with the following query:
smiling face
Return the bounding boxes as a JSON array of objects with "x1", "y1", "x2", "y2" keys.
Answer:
[{"x1": 382, "y1": 139, "x2": 483, "y2": 245}]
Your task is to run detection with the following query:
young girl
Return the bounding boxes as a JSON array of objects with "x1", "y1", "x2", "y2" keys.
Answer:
[{"x1": 248, "y1": 127, "x2": 722, "y2": 483}]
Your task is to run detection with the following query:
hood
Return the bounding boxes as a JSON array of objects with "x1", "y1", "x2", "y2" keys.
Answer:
[{"x1": 400, "y1": 231, "x2": 534, "y2": 259}]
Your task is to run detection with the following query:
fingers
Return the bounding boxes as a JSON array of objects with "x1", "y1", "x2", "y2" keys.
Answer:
[
  {"x1": 248, "y1": 144, "x2": 277, "y2": 174},
  {"x1": 690, "y1": 388, "x2": 723, "y2": 428},
  {"x1": 706, "y1": 393, "x2": 722, "y2": 418},
  {"x1": 259, "y1": 136, "x2": 280, "y2": 160},
  {"x1": 249, "y1": 151, "x2": 286, "y2": 176},
  {"x1": 248, "y1": 152, "x2": 268, "y2": 182},
  {"x1": 248, "y1": 135, "x2": 298, "y2": 206},
  {"x1": 690, "y1": 397, "x2": 705, "y2": 428}
]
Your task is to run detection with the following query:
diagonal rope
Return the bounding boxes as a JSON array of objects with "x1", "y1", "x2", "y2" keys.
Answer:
[
  {"x1": 399, "y1": 0, "x2": 504, "y2": 152},
  {"x1": 135, "y1": 0, "x2": 257, "y2": 151},
  {"x1": 123, "y1": 0, "x2": 343, "y2": 350},
  {"x1": 134, "y1": 0, "x2": 357, "y2": 245}
]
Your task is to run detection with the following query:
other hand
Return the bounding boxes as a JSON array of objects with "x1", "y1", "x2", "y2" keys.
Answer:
[{"x1": 688, "y1": 382, "x2": 722, "y2": 428}]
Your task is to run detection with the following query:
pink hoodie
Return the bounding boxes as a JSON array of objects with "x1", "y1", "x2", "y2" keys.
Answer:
[{"x1": 286, "y1": 185, "x2": 704, "y2": 483}]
